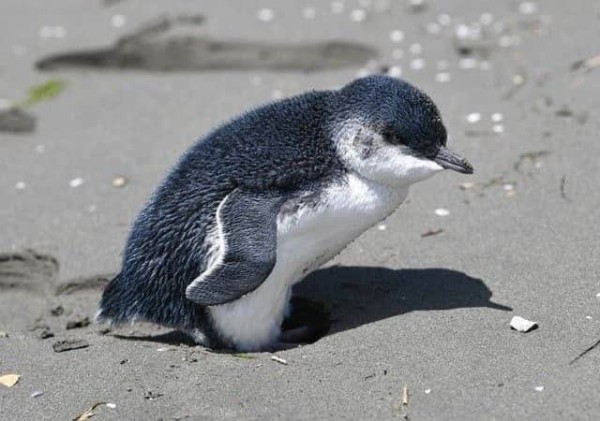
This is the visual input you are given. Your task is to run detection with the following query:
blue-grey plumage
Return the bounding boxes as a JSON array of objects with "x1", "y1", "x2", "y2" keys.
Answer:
[{"x1": 96, "y1": 75, "x2": 473, "y2": 351}]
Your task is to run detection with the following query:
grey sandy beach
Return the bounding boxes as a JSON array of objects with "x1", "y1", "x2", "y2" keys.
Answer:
[{"x1": 1, "y1": 0, "x2": 600, "y2": 419}]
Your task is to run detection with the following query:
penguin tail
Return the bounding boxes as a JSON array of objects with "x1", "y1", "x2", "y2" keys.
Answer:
[{"x1": 95, "y1": 273, "x2": 137, "y2": 326}]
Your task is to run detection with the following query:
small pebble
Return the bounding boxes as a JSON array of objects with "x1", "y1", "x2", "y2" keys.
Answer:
[
  {"x1": 106, "y1": 403, "x2": 117, "y2": 409},
  {"x1": 409, "y1": 43, "x2": 422, "y2": 55},
  {"x1": 330, "y1": 1, "x2": 344, "y2": 14},
  {"x1": 586, "y1": 316, "x2": 593, "y2": 320},
  {"x1": 534, "y1": 386, "x2": 544, "y2": 392},
  {"x1": 480, "y1": 13, "x2": 494, "y2": 25},
  {"x1": 459, "y1": 58, "x2": 478, "y2": 69},
  {"x1": 595, "y1": 292, "x2": 600, "y2": 298},
  {"x1": 257, "y1": 8, "x2": 275, "y2": 22},
  {"x1": 491, "y1": 113, "x2": 504, "y2": 123},
  {"x1": 512, "y1": 74, "x2": 525, "y2": 85},
  {"x1": 435, "y1": 72, "x2": 451, "y2": 83},
  {"x1": 356, "y1": 68, "x2": 371, "y2": 78},
  {"x1": 112, "y1": 176, "x2": 128, "y2": 188},
  {"x1": 459, "y1": 182, "x2": 475, "y2": 190},
  {"x1": 434, "y1": 208, "x2": 450, "y2": 217},
  {"x1": 519, "y1": 2, "x2": 538, "y2": 15},
  {"x1": 39, "y1": 26, "x2": 66, "y2": 39},
  {"x1": 302, "y1": 7, "x2": 317, "y2": 20},
  {"x1": 424, "y1": 389, "x2": 432, "y2": 394},
  {"x1": 111, "y1": 14, "x2": 127, "y2": 28},
  {"x1": 455, "y1": 24, "x2": 472, "y2": 40},
  {"x1": 31, "y1": 391, "x2": 44, "y2": 398},
  {"x1": 408, "y1": 0, "x2": 427, "y2": 13},
  {"x1": 409, "y1": 58, "x2": 425, "y2": 70},
  {"x1": 503, "y1": 184, "x2": 515, "y2": 192},
  {"x1": 389, "y1": 30, "x2": 404, "y2": 43},
  {"x1": 492, "y1": 124, "x2": 505, "y2": 134},
  {"x1": 15, "y1": 181, "x2": 27, "y2": 190},
  {"x1": 466, "y1": 113, "x2": 482, "y2": 123},
  {"x1": 350, "y1": 9, "x2": 367, "y2": 22},
  {"x1": 437, "y1": 14, "x2": 451, "y2": 26},
  {"x1": 387, "y1": 66, "x2": 402, "y2": 78},
  {"x1": 69, "y1": 177, "x2": 84, "y2": 188},
  {"x1": 377, "y1": 224, "x2": 387, "y2": 231}
]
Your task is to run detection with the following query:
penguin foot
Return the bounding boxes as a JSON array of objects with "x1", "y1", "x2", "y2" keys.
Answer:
[{"x1": 280, "y1": 296, "x2": 331, "y2": 344}]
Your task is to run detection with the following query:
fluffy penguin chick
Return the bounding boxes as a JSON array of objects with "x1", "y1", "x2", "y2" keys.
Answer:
[{"x1": 97, "y1": 75, "x2": 473, "y2": 351}]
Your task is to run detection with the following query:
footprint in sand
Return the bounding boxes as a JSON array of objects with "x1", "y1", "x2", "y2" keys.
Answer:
[
  {"x1": 0, "y1": 250, "x2": 59, "y2": 294},
  {"x1": 36, "y1": 14, "x2": 378, "y2": 73}
]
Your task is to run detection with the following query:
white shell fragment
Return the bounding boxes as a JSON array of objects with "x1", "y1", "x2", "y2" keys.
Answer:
[
  {"x1": 350, "y1": 9, "x2": 367, "y2": 22},
  {"x1": 111, "y1": 14, "x2": 127, "y2": 28},
  {"x1": 491, "y1": 113, "x2": 504, "y2": 123},
  {"x1": 435, "y1": 72, "x2": 451, "y2": 83},
  {"x1": 434, "y1": 208, "x2": 450, "y2": 217},
  {"x1": 466, "y1": 113, "x2": 482, "y2": 123},
  {"x1": 112, "y1": 176, "x2": 128, "y2": 188},
  {"x1": 387, "y1": 65, "x2": 402, "y2": 78},
  {"x1": 257, "y1": 9, "x2": 275, "y2": 22},
  {"x1": 409, "y1": 58, "x2": 425, "y2": 70},
  {"x1": 69, "y1": 177, "x2": 84, "y2": 188},
  {"x1": 270, "y1": 355, "x2": 288, "y2": 365},
  {"x1": 389, "y1": 30, "x2": 404, "y2": 43},
  {"x1": 510, "y1": 316, "x2": 538, "y2": 332}
]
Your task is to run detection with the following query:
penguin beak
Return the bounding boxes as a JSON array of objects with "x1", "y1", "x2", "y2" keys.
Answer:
[{"x1": 433, "y1": 146, "x2": 474, "y2": 174}]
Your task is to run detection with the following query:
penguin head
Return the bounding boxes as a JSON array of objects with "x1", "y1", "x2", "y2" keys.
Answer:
[{"x1": 331, "y1": 75, "x2": 473, "y2": 188}]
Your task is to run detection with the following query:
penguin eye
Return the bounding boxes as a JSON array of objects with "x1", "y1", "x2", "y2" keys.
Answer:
[
  {"x1": 382, "y1": 128, "x2": 405, "y2": 145},
  {"x1": 389, "y1": 134, "x2": 406, "y2": 146}
]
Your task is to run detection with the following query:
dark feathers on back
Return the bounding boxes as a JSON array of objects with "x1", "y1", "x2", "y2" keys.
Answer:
[{"x1": 98, "y1": 89, "x2": 345, "y2": 331}]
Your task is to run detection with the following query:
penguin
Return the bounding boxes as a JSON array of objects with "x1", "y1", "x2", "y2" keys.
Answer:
[{"x1": 96, "y1": 75, "x2": 473, "y2": 351}]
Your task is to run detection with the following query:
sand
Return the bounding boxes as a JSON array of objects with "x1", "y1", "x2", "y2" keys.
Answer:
[{"x1": 1, "y1": 0, "x2": 599, "y2": 419}]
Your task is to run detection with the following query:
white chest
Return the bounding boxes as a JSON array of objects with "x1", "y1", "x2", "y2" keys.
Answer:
[{"x1": 275, "y1": 172, "x2": 408, "y2": 281}]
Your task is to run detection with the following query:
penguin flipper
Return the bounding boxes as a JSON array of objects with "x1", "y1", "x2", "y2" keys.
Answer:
[{"x1": 185, "y1": 188, "x2": 284, "y2": 306}]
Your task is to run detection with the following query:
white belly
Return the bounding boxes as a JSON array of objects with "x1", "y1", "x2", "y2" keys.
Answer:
[{"x1": 209, "y1": 173, "x2": 408, "y2": 350}]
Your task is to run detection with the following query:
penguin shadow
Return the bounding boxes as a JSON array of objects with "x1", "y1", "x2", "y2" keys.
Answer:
[
  {"x1": 109, "y1": 266, "x2": 510, "y2": 349},
  {"x1": 296, "y1": 265, "x2": 511, "y2": 336}
]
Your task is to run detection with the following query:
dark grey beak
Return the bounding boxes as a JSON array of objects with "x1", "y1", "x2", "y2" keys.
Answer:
[{"x1": 434, "y1": 146, "x2": 474, "y2": 174}]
